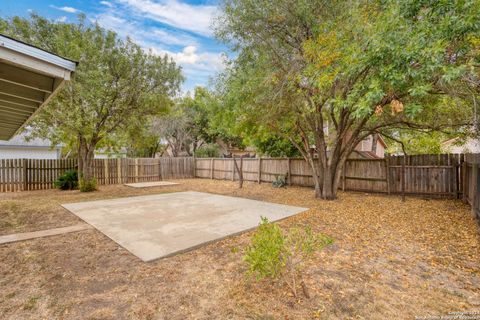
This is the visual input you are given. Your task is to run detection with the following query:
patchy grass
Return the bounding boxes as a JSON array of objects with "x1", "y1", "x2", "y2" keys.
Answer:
[
  {"x1": 23, "y1": 296, "x2": 39, "y2": 310},
  {"x1": 0, "y1": 179, "x2": 479, "y2": 319}
]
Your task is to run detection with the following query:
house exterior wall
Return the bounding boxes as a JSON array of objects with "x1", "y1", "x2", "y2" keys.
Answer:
[
  {"x1": 375, "y1": 141, "x2": 385, "y2": 158},
  {"x1": 354, "y1": 135, "x2": 386, "y2": 158},
  {"x1": 94, "y1": 152, "x2": 127, "y2": 159},
  {"x1": 0, "y1": 147, "x2": 61, "y2": 159},
  {"x1": 442, "y1": 138, "x2": 480, "y2": 153}
]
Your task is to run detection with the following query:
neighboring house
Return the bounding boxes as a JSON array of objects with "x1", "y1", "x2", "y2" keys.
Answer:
[
  {"x1": 353, "y1": 134, "x2": 387, "y2": 158},
  {"x1": 216, "y1": 139, "x2": 256, "y2": 158},
  {"x1": 0, "y1": 133, "x2": 62, "y2": 159},
  {"x1": 94, "y1": 147, "x2": 128, "y2": 159},
  {"x1": 162, "y1": 144, "x2": 189, "y2": 157},
  {"x1": 441, "y1": 137, "x2": 480, "y2": 154},
  {"x1": 223, "y1": 146, "x2": 256, "y2": 158}
]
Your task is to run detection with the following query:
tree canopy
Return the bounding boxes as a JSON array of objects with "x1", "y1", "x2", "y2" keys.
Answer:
[
  {"x1": 214, "y1": 0, "x2": 479, "y2": 198},
  {"x1": 0, "y1": 14, "x2": 183, "y2": 187}
]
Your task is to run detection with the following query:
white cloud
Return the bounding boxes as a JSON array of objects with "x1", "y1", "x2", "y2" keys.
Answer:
[
  {"x1": 114, "y1": 0, "x2": 217, "y2": 36},
  {"x1": 56, "y1": 16, "x2": 68, "y2": 23},
  {"x1": 171, "y1": 46, "x2": 224, "y2": 70},
  {"x1": 94, "y1": 11, "x2": 198, "y2": 48},
  {"x1": 151, "y1": 29, "x2": 198, "y2": 46},
  {"x1": 50, "y1": 5, "x2": 80, "y2": 13},
  {"x1": 92, "y1": 2, "x2": 226, "y2": 92},
  {"x1": 171, "y1": 45, "x2": 199, "y2": 64},
  {"x1": 100, "y1": 1, "x2": 114, "y2": 7}
]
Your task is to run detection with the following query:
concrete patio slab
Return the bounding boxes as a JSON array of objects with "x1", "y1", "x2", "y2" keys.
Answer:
[
  {"x1": 62, "y1": 191, "x2": 307, "y2": 262},
  {"x1": 124, "y1": 181, "x2": 179, "y2": 188}
]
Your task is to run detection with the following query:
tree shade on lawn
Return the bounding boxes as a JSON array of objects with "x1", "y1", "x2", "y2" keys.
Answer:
[{"x1": 214, "y1": 0, "x2": 479, "y2": 199}]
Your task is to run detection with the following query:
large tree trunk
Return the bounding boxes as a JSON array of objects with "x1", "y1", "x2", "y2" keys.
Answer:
[
  {"x1": 77, "y1": 136, "x2": 97, "y2": 191},
  {"x1": 303, "y1": 153, "x2": 347, "y2": 200},
  {"x1": 321, "y1": 166, "x2": 336, "y2": 200}
]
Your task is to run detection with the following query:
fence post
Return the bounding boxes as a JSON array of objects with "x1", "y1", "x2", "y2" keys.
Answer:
[
  {"x1": 210, "y1": 158, "x2": 214, "y2": 179},
  {"x1": 462, "y1": 159, "x2": 467, "y2": 203},
  {"x1": 192, "y1": 155, "x2": 196, "y2": 178},
  {"x1": 104, "y1": 160, "x2": 109, "y2": 185},
  {"x1": 386, "y1": 156, "x2": 390, "y2": 195},
  {"x1": 240, "y1": 156, "x2": 243, "y2": 180},
  {"x1": 472, "y1": 161, "x2": 478, "y2": 217},
  {"x1": 124, "y1": 158, "x2": 128, "y2": 183},
  {"x1": 231, "y1": 158, "x2": 235, "y2": 181},
  {"x1": 159, "y1": 159, "x2": 163, "y2": 181},
  {"x1": 116, "y1": 159, "x2": 121, "y2": 184},
  {"x1": 135, "y1": 158, "x2": 139, "y2": 182},
  {"x1": 23, "y1": 159, "x2": 28, "y2": 191},
  {"x1": 257, "y1": 158, "x2": 262, "y2": 184},
  {"x1": 287, "y1": 158, "x2": 292, "y2": 186},
  {"x1": 401, "y1": 155, "x2": 406, "y2": 202}
]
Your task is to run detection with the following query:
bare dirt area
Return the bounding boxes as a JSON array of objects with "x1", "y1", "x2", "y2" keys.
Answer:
[{"x1": 1, "y1": 179, "x2": 479, "y2": 319}]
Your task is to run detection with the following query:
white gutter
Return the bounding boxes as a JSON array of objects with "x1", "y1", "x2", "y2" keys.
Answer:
[{"x1": 0, "y1": 34, "x2": 77, "y2": 71}]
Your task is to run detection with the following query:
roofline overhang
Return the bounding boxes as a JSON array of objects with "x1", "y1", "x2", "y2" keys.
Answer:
[
  {"x1": 0, "y1": 34, "x2": 77, "y2": 72},
  {"x1": 0, "y1": 144, "x2": 62, "y2": 149},
  {"x1": 0, "y1": 34, "x2": 76, "y2": 140}
]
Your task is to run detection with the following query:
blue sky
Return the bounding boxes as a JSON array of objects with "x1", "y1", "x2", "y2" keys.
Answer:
[{"x1": 1, "y1": 0, "x2": 229, "y2": 93}]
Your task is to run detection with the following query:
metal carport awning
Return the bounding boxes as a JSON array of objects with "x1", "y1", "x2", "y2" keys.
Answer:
[{"x1": 0, "y1": 34, "x2": 76, "y2": 140}]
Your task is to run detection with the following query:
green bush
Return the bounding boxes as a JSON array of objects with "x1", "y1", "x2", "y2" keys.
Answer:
[
  {"x1": 244, "y1": 217, "x2": 286, "y2": 279},
  {"x1": 79, "y1": 177, "x2": 97, "y2": 192},
  {"x1": 195, "y1": 144, "x2": 220, "y2": 158},
  {"x1": 244, "y1": 217, "x2": 333, "y2": 298},
  {"x1": 54, "y1": 170, "x2": 78, "y2": 190}
]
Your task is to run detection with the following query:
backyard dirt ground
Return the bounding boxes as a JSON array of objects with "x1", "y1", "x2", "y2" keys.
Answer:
[{"x1": 0, "y1": 179, "x2": 479, "y2": 319}]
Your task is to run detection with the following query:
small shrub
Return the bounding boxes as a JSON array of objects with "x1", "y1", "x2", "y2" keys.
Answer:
[
  {"x1": 244, "y1": 217, "x2": 286, "y2": 279},
  {"x1": 244, "y1": 217, "x2": 333, "y2": 298},
  {"x1": 54, "y1": 170, "x2": 78, "y2": 190},
  {"x1": 272, "y1": 174, "x2": 287, "y2": 188},
  {"x1": 195, "y1": 144, "x2": 221, "y2": 158},
  {"x1": 79, "y1": 177, "x2": 97, "y2": 192}
]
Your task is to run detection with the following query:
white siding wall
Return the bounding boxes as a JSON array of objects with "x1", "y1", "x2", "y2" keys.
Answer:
[
  {"x1": 443, "y1": 138, "x2": 480, "y2": 154},
  {"x1": 0, "y1": 147, "x2": 60, "y2": 159}
]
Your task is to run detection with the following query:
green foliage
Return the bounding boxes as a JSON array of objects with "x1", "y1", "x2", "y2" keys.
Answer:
[
  {"x1": 385, "y1": 131, "x2": 445, "y2": 154},
  {"x1": 244, "y1": 217, "x2": 286, "y2": 279},
  {"x1": 151, "y1": 87, "x2": 238, "y2": 156},
  {"x1": 252, "y1": 135, "x2": 301, "y2": 157},
  {"x1": 0, "y1": 14, "x2": 183, "y2": 178},
  {"x1": 195, "y1": 144, "x2": 221, "y2": 158},
  {"x1": 124, "y1": 117, "x2": 166, "y2": 158},
  {"x1": 79, "y1": 177, "x2": 97, "y2": 192},
  {"x1": 244, "y1": 217, "x2": 333, "y2": 297},
  {"x1": 214, "y1": 0, "x2": 479, "y2": 198},
  {"x1": 272, "y1": 175, "x2": 287, "y2": 188},
  {"x1": 54, "y1": 170, "x2": 78, "y2": 190}
]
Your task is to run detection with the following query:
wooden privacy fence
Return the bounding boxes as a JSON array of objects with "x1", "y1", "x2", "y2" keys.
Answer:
[
  {"x1": 195, "y1": 154, "x2": 465, "y2": 199},
  {"x1": 463, "y1": 154, "x2": 480, "y2": 221},
  {"x1": 0, "y1": 157, "x2": 194, "y2": 192},
  {"x1": 0, "y1": 154, "x2": 475, "y2": 202}
]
